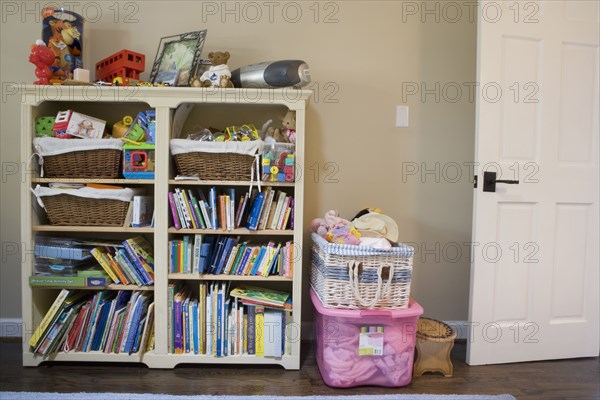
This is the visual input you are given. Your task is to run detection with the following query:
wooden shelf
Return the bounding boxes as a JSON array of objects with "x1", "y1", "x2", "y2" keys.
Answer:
[
  {"x1": 31, "y1": 284, "x2": 154, "y2": 291},
  {"x1": 169, "y1": 273, "x2": 292, "y2": 281},
  {"x1": 32, "y1": 178, "x2": 154, "y2": 185},
  {"x1": 32, "y1": 226, "x2": 154, "y2": 233},
  {"x1": 168, "y1": 227, "x2": 293, "y2": 235},
  {"x1": 169, "y1": 179, "x2": 295, "y2": 187}
]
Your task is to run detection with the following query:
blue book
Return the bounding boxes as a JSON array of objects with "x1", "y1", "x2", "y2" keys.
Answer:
[
  {"x1": 250, "y1": 247, "x2": 267, "y2": 276},
  {"x1": 216, "y1": 288, "x2": 223, "y2": 357},
  {"x1": 192, "y1": 300, "x2": 199, "y2": 355},
  {"x1": 236, "y1": 247, "x2": 253, "y2": 275},
  {"x1": 183, "y1": 298, "x2": 190, "y2": 353},
  {"x1": 117, "y1": 249, "x2": 145, "y2": 286},
  {"x1": 131, "y1": 315, "x2": 147, "y2": 354},
  {"x1": 215, "y1": 238, "x2": 236, "y2": 275},
  {"x1": 125, "y1": 295, "x2": 147, "y2": 354},
  {"x1": 90, "y1": 300, "x2": 110, "y2": 351},
  {"x1": 209, "y1": 236, "x2": 227, "y2": 274},
  {"x1": 199, "y1": 236, "x2": 215, "y2": 273},
  {"x1": 246, "y1": 192, "x2": 265, "y2": 230},
  {"x1": 209, "y1": 187, "x2": 218, "y2": 230},
  {"x1": 123, "y1": 241, "x2": 153, "y2": 285}
]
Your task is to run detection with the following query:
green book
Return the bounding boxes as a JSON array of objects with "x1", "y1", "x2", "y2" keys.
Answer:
[{"x1": 29, "y1": 275, "x2": 109, "y2": 288}]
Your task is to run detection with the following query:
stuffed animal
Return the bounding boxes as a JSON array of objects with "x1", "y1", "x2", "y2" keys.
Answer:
[
  {"x1": 263, "y1": 110, "x2": 297, "y2": 143},
  {"x1": 29, "y1": 40, "x2": 55, "y2": 85},
  {"x1": 324, "y1": 226, "x2": 361, "y2": 245},
  {"x1": 311, "y1": 210, "x2": 350, "y2": 237},
  {"x1": 200, "y1": 51, "x2": 234, "y2": 88}
]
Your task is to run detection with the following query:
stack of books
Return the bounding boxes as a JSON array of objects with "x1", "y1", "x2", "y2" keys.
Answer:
[
  {"x1": 169, "y1": 187, "x2": 294, "y2": 231},
  {"x1": 29, "y1": 289, "x2": 154, "y2": 357},
  {"x1": 90, "y1": 236, "x2": 155, "y2": 286},
  {"x1": 168, "y1": 235, "x2": 294, "y2": 277},
  {"x1": 168, "y1": 283, "x2": 292, "y2": 357}
]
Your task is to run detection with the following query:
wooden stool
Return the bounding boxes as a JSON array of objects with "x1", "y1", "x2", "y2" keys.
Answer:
[{"x1": 413, "y1": 318, "x2": 456, "y2": 377}]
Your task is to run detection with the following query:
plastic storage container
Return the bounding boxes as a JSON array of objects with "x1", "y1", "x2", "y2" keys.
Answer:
[{"x1": 311, "y1": 288, "x2": 423, "y2": 388}]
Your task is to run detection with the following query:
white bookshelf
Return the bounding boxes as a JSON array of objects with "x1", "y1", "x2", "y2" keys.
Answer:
[{"x1": 20, "y1": 86, "x2": 310, "y2": 369}]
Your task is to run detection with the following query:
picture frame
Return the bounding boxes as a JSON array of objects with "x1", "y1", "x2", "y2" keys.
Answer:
[{"x1": 149, "y1": 30, "x2": 207, "y2": 87}]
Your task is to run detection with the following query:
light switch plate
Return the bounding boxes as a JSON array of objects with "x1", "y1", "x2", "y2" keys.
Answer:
[{"x1": 396, "y1": 105, "x2": 409, "y2": 128}]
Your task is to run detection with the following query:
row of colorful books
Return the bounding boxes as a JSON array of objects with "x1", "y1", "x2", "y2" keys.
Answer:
[
  {"x1": 168, "y1": 235, "x2": 294, "y2": 277},
  {"x1": 90, "y1": 236, "x2": 155, "y2": 286},
  {"x1": 169, "y1": 283, "x2": 293, "y2": 357},
  {"x1": 169, "y1": 187, "x2": 294, "y2": 231},
  {"x1": 29, "y1": 289, "x2": 154, "y2": 357}
]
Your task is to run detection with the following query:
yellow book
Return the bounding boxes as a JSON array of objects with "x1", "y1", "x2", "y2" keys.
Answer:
[
  {"x1": 90, "y1": 248, "x2": 119, "y2": 284},
  {"x1": 255, "y1": 306, "x2": 264, "y2": 356},
  {"x1": 28, "y1": 289, "x2": 70, "y2": 347},
  {"x1": 261, "y1": 244, "x2": 281, "y2": 277}
]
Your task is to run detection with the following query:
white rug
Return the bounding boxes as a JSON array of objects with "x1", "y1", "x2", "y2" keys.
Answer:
[{"x1": 0, "y1": 393, "x2": 518, "y2": 400}]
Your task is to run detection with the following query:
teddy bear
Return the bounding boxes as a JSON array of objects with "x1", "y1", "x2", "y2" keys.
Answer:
[
  {"x1": 199, "y1": 51, "x2": 234, "y2": 88},
  {"x1": 263, "y1": 110, "x2": 297, "y2": 143}
]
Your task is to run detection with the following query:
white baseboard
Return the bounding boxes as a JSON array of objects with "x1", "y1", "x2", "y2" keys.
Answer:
[{"x1": 0, "y1": 318, "x2": 23, "y2": 337}]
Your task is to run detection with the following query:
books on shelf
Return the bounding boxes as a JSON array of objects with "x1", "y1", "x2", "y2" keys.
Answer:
[
  {"x1": 169, "y1": 187, "x2": 294, "y2": 231},
  {"x1": 131, "y1": 196, "x2": 154, "y2": 228},
  {"x1": 89, "y1": 236, "x2": 155, "y2": 286},
  {"x1": 168, "y1": 235, "x2": 293, "y2": 278},
  {"x1": 29, "y1": 289, "x2": 154, "y2": 357},
  {"x1": 168, "y1": 282, "x2": 293, "y2": 357}
]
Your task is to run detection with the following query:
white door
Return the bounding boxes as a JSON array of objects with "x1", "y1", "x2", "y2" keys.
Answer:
[{"x1": 468, "y1": 0, "x2": 599, "y2": 365}]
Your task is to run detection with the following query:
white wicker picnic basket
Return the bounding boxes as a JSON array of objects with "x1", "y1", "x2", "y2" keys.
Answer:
[{"x1": 310, "y1": 233, "x2": 414, "y2": 310}]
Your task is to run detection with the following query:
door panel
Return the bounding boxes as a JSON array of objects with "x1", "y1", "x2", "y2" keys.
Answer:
[{"x1": 468, "y1": 0, "x2": 599, "y2": 365}]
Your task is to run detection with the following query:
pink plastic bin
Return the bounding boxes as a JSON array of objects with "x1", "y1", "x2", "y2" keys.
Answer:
[{"x1": 311, "y1": 288, "x2": 423, "y2": 388}]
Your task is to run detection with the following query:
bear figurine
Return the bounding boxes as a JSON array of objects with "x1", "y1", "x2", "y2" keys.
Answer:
[{"x1": 200, "y1": 51, "x2": 234, "y2": 88}]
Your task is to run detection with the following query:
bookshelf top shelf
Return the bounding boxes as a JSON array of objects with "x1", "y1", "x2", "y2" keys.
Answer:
[{"x1": 19, "y1": 86, "x2": 312, "y2": 109}]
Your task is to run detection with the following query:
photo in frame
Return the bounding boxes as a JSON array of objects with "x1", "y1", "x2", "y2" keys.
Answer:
[{"x1": 149, "y1": 30, "x2": 207, "y2": 86}]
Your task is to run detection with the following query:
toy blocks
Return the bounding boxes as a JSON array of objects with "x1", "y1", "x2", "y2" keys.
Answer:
[
  {"x1": 95, "y1": 50, "x2": 145, "y2": 85},
  {"x1": 262, "y1": 144, "x2": 295, "y2": 182}
]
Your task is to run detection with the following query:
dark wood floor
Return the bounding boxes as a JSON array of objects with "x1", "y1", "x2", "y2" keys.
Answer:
[{"x1": 0, "y1": 339, "x2": 598, "y2": 399}]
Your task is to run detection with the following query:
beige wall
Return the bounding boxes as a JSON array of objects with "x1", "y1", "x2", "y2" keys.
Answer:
[{"x1": 0, "y1": 1, "x2": 476, "y2": 321}]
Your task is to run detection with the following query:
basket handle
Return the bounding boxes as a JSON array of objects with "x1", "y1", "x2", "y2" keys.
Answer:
[
  {"x1": 348, "y1": 261, "x2": 395, "y2": 308},
  {"x1": 248, "y1": 153, "x2": 262, "y2": 194},
  {"x1": 28, "y1": 152, "x2": 44, "y2": 177},
  {"x1": 348, "y1": 261, "x2": 394, "y2": 308}
]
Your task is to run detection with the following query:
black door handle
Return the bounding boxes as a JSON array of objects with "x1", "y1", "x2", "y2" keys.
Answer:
[{"x1": 483, "y1": 171, "x2": 519, "y2": 192}]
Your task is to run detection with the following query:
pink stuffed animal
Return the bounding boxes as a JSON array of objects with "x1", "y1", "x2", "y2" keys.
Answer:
[{"x1": 311, "y1": 210, "x2": 349, "y2": 237}]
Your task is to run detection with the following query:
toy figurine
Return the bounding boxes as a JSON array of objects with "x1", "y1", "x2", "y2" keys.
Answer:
[
  {"x1": 29, "y1": 40, "x2": 55, "y2": 85},
  {"x1": 41, "y1": 7, "x2": 84, "y2": 82},
  {"x1": 200, "y1": 51, "x2": 234, "y2": 88}
]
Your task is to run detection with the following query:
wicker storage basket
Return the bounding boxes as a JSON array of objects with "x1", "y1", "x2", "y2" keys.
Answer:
[
  {"x1": 170, "y1": 139, "x2": 261, "y2": 181},
  {"x1": 33, "y1": 138, "x2": 123, "y2": 179},
  {"x1": 43, "y1": 195, "x2": 129, "y2": 226},
  {"x1": 32, "y1": 185, "x2": 137, "y2": 226},
  {"x1": 310, "y1": 233, "x2": 414, "y2": 310}
]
